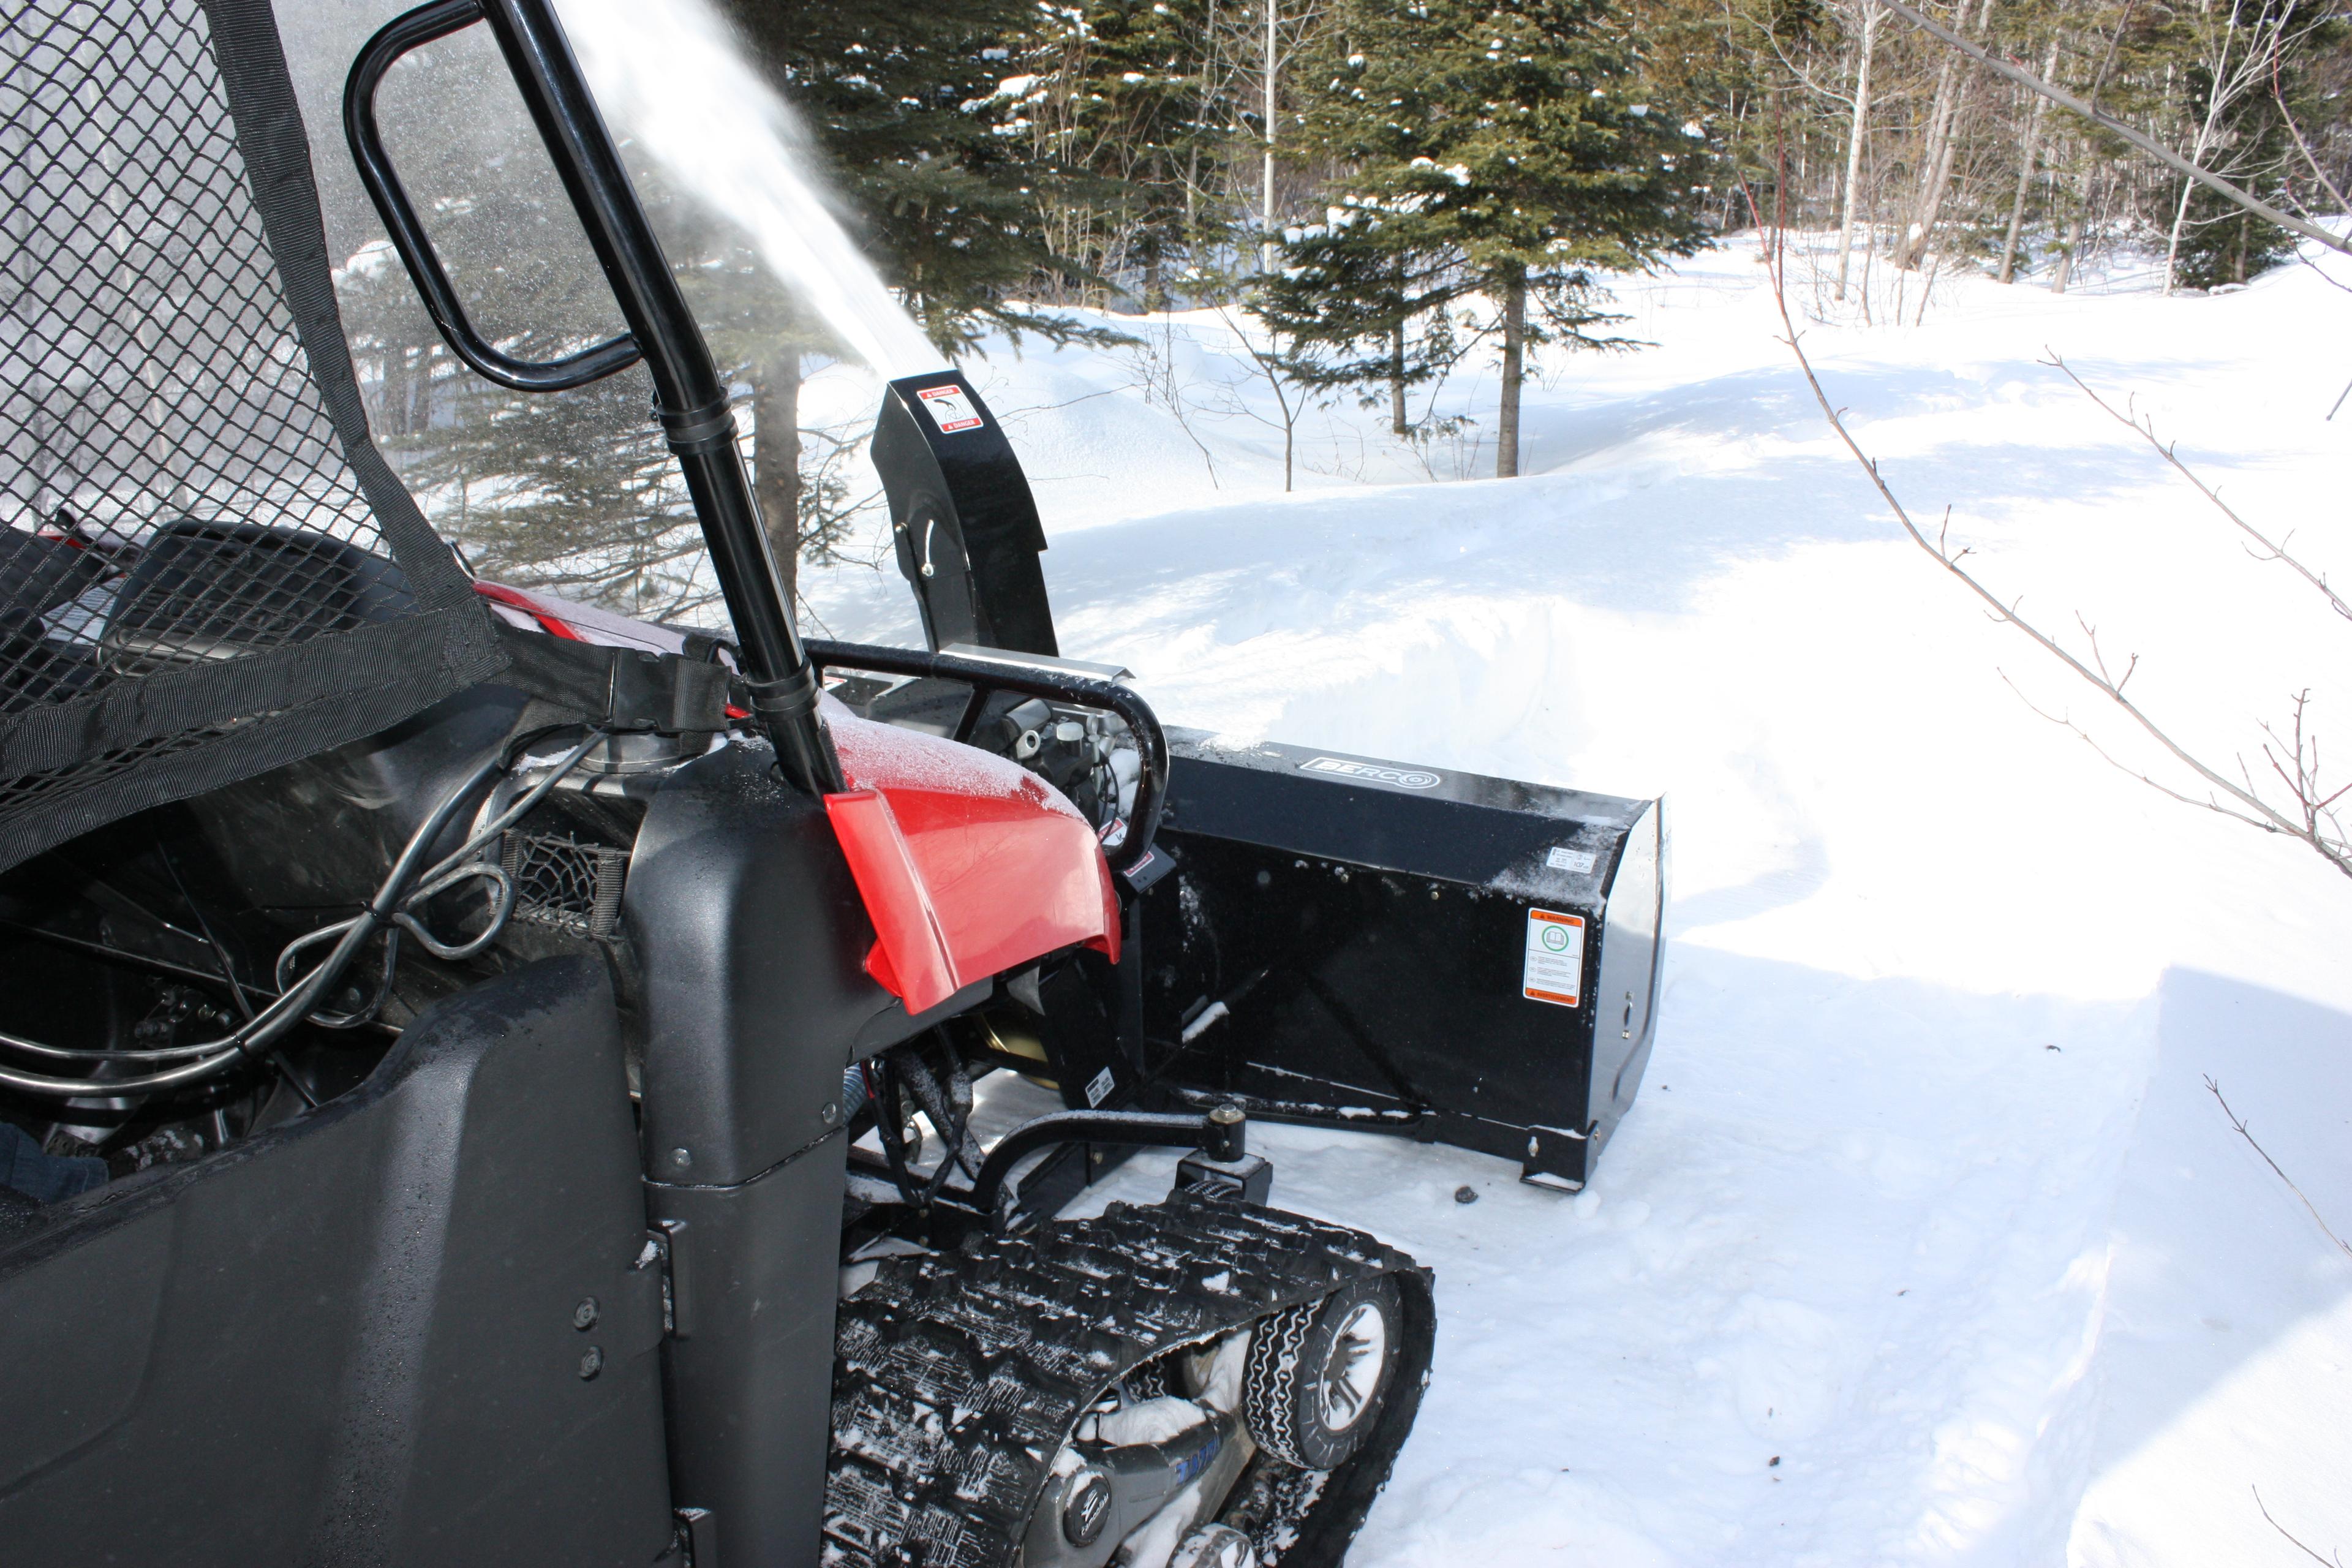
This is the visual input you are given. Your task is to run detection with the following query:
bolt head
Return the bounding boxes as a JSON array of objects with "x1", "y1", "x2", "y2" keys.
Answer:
[
  {"x1": 573, "y1": 1297, "x2": 599, "y2": 1330},
  {"x1": 671, "y1": 1147, "x2": 692, "y2": 1169},
  {"x1": 821, "y1": 1100, "x2": 839, "y2": 1125},
  {"x1": 578, "y1": 1346, "x2": 603, "y2": 1380}
]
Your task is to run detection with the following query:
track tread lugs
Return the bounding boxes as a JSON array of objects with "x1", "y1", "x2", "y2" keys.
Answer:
[{"x1": 822, "y1": 1192, "x2": 1415, "y2": 1568}]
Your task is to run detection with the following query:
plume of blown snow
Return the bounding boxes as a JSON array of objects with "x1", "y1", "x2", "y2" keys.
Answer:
[{"x1": 557, "y1": 0, "x2": 946, "y2": 377}]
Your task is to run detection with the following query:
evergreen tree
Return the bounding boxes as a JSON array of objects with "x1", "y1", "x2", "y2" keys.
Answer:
[
  {"x1": 1277, "y1": 0, "x2": 1710, "y2": 474},
  {"x1": 714, "y1": 0, "x2": 1098, "y2": 605},
  {"x1": 723, "y1": 0, "x2": 1081, "y2": 352},
  {"x1": 411, "y1": 372, "x2": 713, "y2": 621},
  {"x1": 1259, "y1": 204, "x2": 1463, "y2": 438},
  {"x1": 1016, "y1": 0, "x2": 1240, "y2": 308},
  {"x1": 2168, "y1": 6, "x2": 2339, "y2": 289}
]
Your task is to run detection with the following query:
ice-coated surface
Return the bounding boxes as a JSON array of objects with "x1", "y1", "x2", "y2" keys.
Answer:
[{"x1": 826, "y1": 694, "x2": 1086, "y2": 821}]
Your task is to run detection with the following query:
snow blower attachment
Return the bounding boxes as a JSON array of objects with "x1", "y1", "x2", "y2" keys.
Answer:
[
  {"x1": 859, "y1": 373, "x2": 1670, "y2": 1192},
  {"x1": 1, "y1": 2, "x2": 1466, "y2": 1566}
]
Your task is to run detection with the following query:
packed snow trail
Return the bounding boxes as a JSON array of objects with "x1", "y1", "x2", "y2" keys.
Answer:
[{"x1": 810, "y1": 243, "x2": 2352, "y2": 1566}]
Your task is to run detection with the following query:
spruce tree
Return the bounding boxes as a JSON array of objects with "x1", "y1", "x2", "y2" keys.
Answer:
[
  {"x1": 1279, "y1": 0, "x2": 1709, "y2": 474},
  {"x1": 1016, "y1": 0, "x2": 1238, "y2": 309},
  {"x1": 1259, "y1": 188, "x2": 1466, "y2": 439},
  {"x1": 712, "y1": 0, "x2": 1089, "y2": 604}
]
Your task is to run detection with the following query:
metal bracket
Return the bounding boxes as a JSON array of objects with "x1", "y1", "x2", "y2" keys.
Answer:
[
  {"x1": 639, "y1": 1221, "x2": 689, "y2": 1338},
  {"x1": 1172, "y1": 1149, "x2": 1273, "y2": 1206}
]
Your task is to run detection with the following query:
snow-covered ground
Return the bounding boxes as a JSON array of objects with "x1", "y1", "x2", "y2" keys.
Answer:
[{"x1": 807, "y1": 241, "x2": 2352, "y2": 1567}]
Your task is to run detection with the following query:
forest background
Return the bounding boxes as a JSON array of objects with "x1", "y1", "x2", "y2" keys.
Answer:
[{"x1": 320, "y1": 0, "x2": 2352, "y2": 625}]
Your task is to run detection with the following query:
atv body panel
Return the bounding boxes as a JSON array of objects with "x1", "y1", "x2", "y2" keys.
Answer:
[
  {"x1": 0, "y1": 959, "x2": 673, "y2": 1565},
  {"x1": 827, "y1": 700, "x2": 1121, "y2": 1016}
]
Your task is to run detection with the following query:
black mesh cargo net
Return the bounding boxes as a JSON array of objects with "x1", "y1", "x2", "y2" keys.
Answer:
[{"x1": 0, "y1": 0, "x2": 503, "y2": 873}]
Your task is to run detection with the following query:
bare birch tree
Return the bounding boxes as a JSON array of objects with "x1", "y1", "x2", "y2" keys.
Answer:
[
  {"x1": 2160, "y1": 0, "x2": 2307, "y2": 293},
  {"x1": 1837, "y1": 0, "x2": 1883, "y2": 300},
  {"x1": 1997, "y1": 39, "x2": 2062, "y2": 281}
]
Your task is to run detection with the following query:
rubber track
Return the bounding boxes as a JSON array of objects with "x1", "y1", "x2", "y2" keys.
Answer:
[{"x1": 823, "y1": 1190, "x2": 1423, "y2": 1568}]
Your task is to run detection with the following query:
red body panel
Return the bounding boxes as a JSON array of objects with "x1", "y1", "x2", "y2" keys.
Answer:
[
  {"x1": 473, "y1": 579, "x2": 1120, "y2": 1016},
  {"x1": 826, "y1": 701, "x2": 1119, "y2": 1015},
  {"x1": 474, "y1": 578, "x2": 685, "y2": 654}
]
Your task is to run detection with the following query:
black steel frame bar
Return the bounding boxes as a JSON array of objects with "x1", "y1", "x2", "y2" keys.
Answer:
[{"x1": 964, "y1": 1109, "x2": 1215, "y2": 1220}]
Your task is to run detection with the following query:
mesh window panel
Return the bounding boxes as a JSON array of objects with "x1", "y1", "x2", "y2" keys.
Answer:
[{"x1": 0, "y1": 0, "x2": 503, "y2": 873}]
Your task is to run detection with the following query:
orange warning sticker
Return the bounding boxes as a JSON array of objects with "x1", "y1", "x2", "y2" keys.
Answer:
[{"x1": 1523, "y1": 908, "x2": 1585, "y2": 1007}]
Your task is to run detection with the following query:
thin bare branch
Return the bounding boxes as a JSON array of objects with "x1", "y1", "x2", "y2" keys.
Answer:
[
  {"x1": 2254, "y1": 1486, "x2": 2347, "y2": 1568},
  {"x1": 1999, "y1": 671, "x2": 2281, "y2": 833},
  {"x1": 2046, "y1": 353, "x2": 2352, "y2": 625},
  {"x1": 1738, "y1": 179, "x2": 2352, "y2": 883},
  {"x1": 2209, "y1": 1079, "x2": 2352, "y2": 1265},
  {"x1": 2271, "y1": 42, "x2": 2351, "y2": 216}
]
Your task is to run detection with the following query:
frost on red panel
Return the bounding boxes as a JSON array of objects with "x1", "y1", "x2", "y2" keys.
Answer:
[{"x1": 824, "y1": 700, "x2": 1117, "y2": 1014}]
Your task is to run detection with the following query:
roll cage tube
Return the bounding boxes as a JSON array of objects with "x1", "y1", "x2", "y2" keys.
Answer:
[
  {"x1": 345, "y1": 0, "x2": 840, "y2": 795},
  {"x1": 805, "y1": 639, "x2": 1169, "y2": 879}
]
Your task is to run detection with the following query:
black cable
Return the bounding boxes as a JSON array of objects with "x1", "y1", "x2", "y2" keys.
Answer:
[
  {"x1": 1, "y1": 754, "x2": 497, "y2": 1073},
  {"x1": 0, "y1": 734, "x2": 560, "y2": 1094},
  {"x1": 271, "y1": 727, "x2": 592, "y2": 1022},
  {"x1": 269, "y1": 1051, "x2": 321, "y2": 1111},
  {"x1": 160, "y1": 842, "x2": 325, "y2": 1121},
  {"x1": 4, "y1": 728, "x2": 606, "y2": 1087},
  {"x1": 293, "y1": 927, "x2": 401, "y2": 1031},
  {"x1": 940, "y1": 1041, "x2": 985, "y2": 1180},
  {"x1": 892, "y1": 1039, "x2": 982, "y2": 1196},
  {"x1": 865, "y1": 1061, "x2": 922, "y2": 1208}
]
